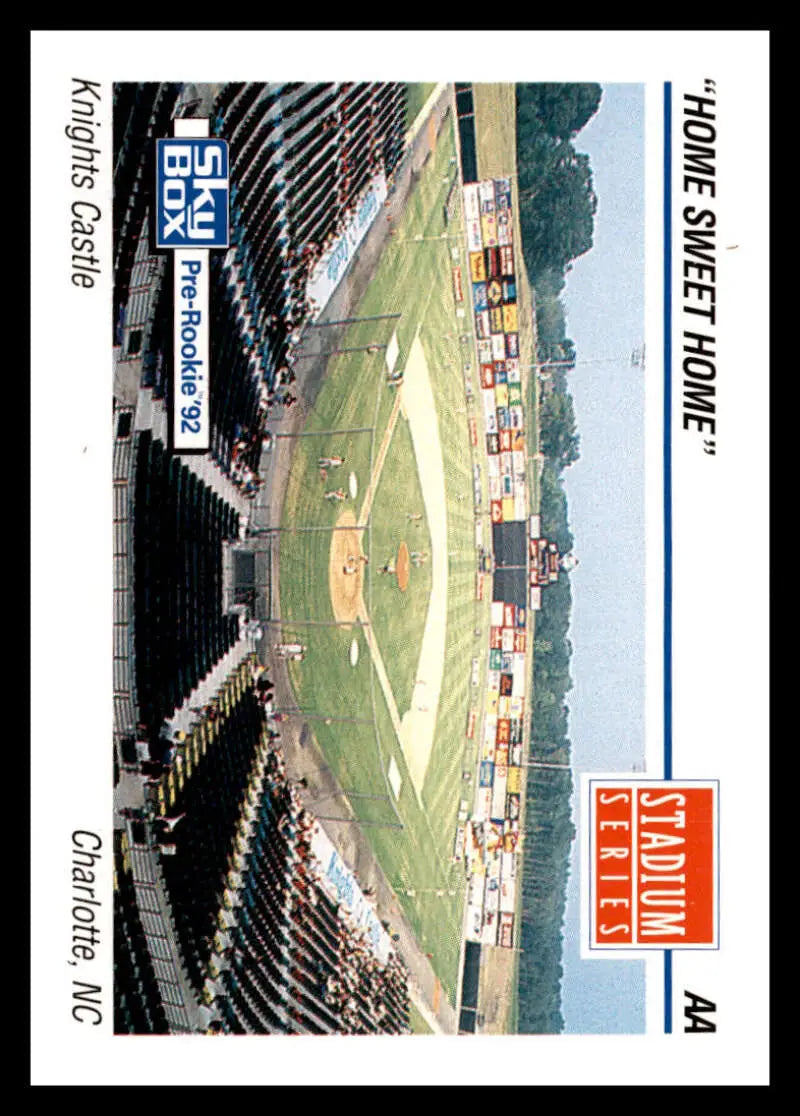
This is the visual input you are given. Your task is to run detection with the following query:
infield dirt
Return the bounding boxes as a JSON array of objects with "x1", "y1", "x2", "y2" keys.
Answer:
[
  {"x1": 328, "y1": 509, "x2": 364, "y2": 626},
  {"x1": 397, "y1": 541, "x2": 410, "y2": 592}
]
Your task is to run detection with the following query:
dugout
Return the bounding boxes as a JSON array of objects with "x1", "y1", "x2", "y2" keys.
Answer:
[{"x1": 460, "y1": 940, "x2": 482, "y2": 1010}]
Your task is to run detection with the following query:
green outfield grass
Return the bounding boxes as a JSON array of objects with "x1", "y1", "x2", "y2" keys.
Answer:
[
  {"x1": 368, "y1": 414, "x2": 433, "y2": 716},
  {"x1": 279, "y1": 119, "x2": 481, "y2": 1002},
  {"x1": 408, "y1": 1001, "x2": 433, "y2": 1034},
  {"x1": 474, "y1": 83, "x2": 518, "y2": 183}
]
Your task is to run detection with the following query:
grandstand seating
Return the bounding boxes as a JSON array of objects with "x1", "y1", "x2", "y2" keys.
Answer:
[
  {"x1": 113, "y1": 829, "x2": 170, "y2": 1034},
  {"x1": 158, "y1": 685, "x2": 263, "y2": 993},
  {"x1": 117, "y1": 650, "x2": 412, "y2": 1034},
  {"x1": 132, "y1": 429, "x2": 240, "y2": 739},
  {"x1": 125, "y1": 653, "x2": 412, "y2": 1034},
  {"x1": 209, "y1": 259, "x2": 264, "y2": 473},
  {"x1": 115, "y1": 80, "x2": 413, "y2": 1037},
  {"x1": 113, "y1": 83, "x2": 182, "y2": 331},
  {"x1": 203, "y1": 758, "x2": 411, "y2": 1035},
  {"x1": 211, "y1": 81, "x2": 407, "y2": 391},
  {"x1": 114, "y1": 81, "x2": 407, "y2": 491}
]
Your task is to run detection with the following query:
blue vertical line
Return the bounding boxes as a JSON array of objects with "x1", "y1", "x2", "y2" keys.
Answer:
[{"x1": 663, "y1": 80, "x2": 674, "y2": 1035}]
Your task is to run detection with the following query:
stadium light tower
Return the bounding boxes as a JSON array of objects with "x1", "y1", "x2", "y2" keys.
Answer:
[{"x1": 530, "y1": 343, "x2": 646, "y2": 378}]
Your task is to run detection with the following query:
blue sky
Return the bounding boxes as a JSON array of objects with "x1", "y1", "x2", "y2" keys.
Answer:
[{"x1": 553, "y1": 84, "x2": 647, "y2": 1033}]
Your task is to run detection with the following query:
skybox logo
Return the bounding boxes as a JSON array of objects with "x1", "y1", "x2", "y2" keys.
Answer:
[{"x1": 155, "y1": 138, "x2": 229, "y2": 249}]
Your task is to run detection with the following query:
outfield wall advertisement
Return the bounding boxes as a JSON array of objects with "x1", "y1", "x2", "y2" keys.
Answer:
[{"x1": 463, "y1": 178, "x2": 528, "y2": 948}]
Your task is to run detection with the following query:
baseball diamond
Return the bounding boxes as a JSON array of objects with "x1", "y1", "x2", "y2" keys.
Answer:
[{"x1": 112, "y1": 77, "x2": 541, "y2": 1039}]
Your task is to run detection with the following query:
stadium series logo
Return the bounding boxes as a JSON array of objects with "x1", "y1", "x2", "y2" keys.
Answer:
[
  {"x1": 587, "y1": 779, "x2": 719, "y2": 949},
  {"x1": 155, "y1": 137, "x2": 229, "y2": 248}
]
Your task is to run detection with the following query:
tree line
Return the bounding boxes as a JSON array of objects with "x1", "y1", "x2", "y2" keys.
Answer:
[{"x1": 514, "y1": 82, "x2": 601, "y2": 1034}]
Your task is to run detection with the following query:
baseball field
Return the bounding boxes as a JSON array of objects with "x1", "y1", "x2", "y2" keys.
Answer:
[
  {"x1": 279, "y1": 85, "x2": 540, "y2": 1019},
  {"x1": 279, "y1": 116, "x2": 489, "y2": 1002}
]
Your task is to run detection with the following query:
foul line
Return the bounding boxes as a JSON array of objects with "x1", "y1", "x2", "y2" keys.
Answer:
[
  {"x1": 352, "y1": 385, "x2": 416, "y2": 797},
  {"x1": 357, "y1": 389, "x2": 403, "y2": 527}
]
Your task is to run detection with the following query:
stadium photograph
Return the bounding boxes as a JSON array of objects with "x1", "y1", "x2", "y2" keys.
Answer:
[{"x1": 112, "y1": 79, "x2": 632, "y2": 1036}]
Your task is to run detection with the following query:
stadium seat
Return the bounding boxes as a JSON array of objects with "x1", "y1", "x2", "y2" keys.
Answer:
[{"x1": 117, "y1": 79, "x2": 412, "y2": 1035}]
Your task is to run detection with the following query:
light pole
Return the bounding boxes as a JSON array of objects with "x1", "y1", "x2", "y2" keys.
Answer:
[{"x1": 529, "y1": 348, "x2": 646, "y2": 376}]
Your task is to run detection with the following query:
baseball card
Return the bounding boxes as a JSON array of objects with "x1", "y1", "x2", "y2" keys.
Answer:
[{"x1": 30, "y1": 29, "x2": 770, "y2": 1086}]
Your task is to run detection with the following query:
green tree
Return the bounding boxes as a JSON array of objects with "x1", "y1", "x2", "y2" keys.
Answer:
[
  {"x1": 515, "y1": 84, "x2": 601, "y2": 283},
  {"x1": 518, "y1": 82, "x2": 603, "y2": 140},
  {"x1": 519, "y1": 148, "x2": 597, "y2": 277},
  {"x1": 540, "y1": 390, "x2": 581, "y2": 469}
]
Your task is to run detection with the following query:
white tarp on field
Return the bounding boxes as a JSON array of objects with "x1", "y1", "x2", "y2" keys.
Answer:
[
  {"x1": 385, "y1": 330, "x2": 400, "y2": 375},
  {"x1": 388, "y1": 753, "x2": 402, "y2": 799}
]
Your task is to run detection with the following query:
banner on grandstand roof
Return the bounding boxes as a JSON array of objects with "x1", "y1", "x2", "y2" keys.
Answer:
[{"x1": 306, "y1": 173, "x2": 388, "y2": 317}]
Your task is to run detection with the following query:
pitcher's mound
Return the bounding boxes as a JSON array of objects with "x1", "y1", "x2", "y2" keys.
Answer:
[
  {"x1": 329, "y1": 510, "x2": 364, "y2": 626},
  {"x1": 397, "y1": 541, "x2": 410, "y2": 592}
]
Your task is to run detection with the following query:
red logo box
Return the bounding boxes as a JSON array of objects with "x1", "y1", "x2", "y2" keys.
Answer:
[{"x1": 589, "y1": 780, "x2": 718, "y2": 949}]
